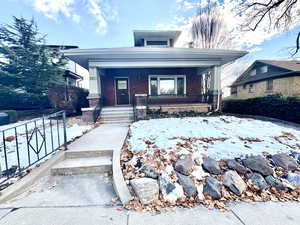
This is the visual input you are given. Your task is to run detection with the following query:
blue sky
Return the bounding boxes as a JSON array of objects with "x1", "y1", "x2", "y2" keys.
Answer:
[
  {"x1": 1, "y1": 0, "x2": 300, "y2": 92},
  {"x1": 0, "y1": 0, "x2": 298, "y2": 61}
]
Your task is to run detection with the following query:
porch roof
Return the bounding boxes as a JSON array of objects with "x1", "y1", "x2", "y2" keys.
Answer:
[{"x1": 63, "y1": 47, "x2": 247, "y2": 69}]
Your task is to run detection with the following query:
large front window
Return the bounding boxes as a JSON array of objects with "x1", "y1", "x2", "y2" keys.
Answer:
[{"x1": 149, "y1": 75, "x2": 186, "y2": 96}]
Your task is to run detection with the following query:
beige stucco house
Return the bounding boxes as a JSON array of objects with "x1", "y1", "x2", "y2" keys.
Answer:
[{"x1": 230, "y1": 60, "x2": 300, "y2": 99}]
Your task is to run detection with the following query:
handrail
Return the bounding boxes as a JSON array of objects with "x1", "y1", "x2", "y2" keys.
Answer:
[{"x1": 0, "y1": 111, "x2": 68, "y2": 185}]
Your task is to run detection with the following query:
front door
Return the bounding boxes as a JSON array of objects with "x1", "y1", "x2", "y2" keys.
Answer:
[{"x1": 115, "y1": 78, "x2": 129, "y2": 105}]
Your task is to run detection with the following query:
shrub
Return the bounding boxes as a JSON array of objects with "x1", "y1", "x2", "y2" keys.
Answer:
[
  {"x1": 0, "y1": 90, "x2": 50, "y2": 110},
  {"x1": 48, "y1": 85, "x2": 89, "y2": 114},
  {"x1": 0, "y1": 110, "x2": 18, "y2": 123},
  {"x1": 222, "y1": 94, "x2": 300, "y2": 123}
]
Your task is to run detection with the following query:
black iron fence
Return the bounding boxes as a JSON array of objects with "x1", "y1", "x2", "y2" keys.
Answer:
[{"x1": 0, "y1": 111, "x2": 67, "y2": 185}]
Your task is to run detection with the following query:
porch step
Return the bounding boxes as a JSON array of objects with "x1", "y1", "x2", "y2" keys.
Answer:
[
  {"x1": 51, "y1": 156, "x2": 112, "y2": 176},
  {"x1": 100, "y1": 106, "x2": 134, "y2": 124},
  {"x1": 65, "y1": 149, "x2": 113, "y2": 159}
]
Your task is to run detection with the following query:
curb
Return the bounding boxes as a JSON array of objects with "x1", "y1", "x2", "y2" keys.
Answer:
[
  {"x1": 112, "y1": 133, "x2": 133, "y2": 205},
  {"x1": 0, "y1": 150, "x2": 65, "y2": 204}
]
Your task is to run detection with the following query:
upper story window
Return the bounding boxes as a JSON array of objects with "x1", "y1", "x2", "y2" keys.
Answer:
[
  {"x1": 249, "y1": 69, "x2": 256, "y2": 76},
  {"x1": 260, "y1": 66, "x2": 268, "y2": 73},
  {"x1": 145, "y1": 39, "x2": 169, "y2": 47}
]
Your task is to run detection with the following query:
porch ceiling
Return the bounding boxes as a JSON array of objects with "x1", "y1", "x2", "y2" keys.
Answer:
[{"x1": 63, "y1": 47, "x2": 248, "y2": 69}]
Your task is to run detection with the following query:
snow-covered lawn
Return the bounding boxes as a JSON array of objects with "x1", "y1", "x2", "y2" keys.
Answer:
[
  {"x1": 129, "y1": 116, "x2": 300, "y2": 160},
  {"x1": 0, "y1": 117, "x2": 93, "y2": 179}
]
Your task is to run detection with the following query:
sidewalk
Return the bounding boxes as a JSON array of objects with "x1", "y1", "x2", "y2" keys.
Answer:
[{"x1": 1, "y1": 201, "x2": 300, "y2": 225}]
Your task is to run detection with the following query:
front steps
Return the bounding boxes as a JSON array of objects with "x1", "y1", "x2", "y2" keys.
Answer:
[
  {"x1": 51, "y1": 149, "x2": 113, "y2": 176},
  {"x1": 99, "y1": 106, "x2": 134, "y2": 124}
]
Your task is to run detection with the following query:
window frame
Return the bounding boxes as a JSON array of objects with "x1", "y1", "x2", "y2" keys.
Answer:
[
  {"x1": 248, "y1": 84, "x2": 255, "y2": 93},
  {"x1": 266, "y1": 79, "x2": 273, "y2": 91},
  {"x1": 148, "y1": 75, "x2": 186, "y2": 96},
  {"x1": 144, "y1": 38, "x2": 170, "y2": 47},
  {"x1": 260, "y1": 65, "x2": 268, "y2": 73}
]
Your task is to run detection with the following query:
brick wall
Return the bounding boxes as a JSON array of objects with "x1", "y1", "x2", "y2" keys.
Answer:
[
  {"x1": 233, "y1": 76, "x2": 300, "y2": 99},
  {"x1": 101, "y1": 68, "x2": 202, "y2": 106}
]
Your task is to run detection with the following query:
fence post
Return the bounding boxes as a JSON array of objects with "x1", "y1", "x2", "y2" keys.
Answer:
[{"x1": 62, "y1": 111, "x2": 68, "y2": 150}]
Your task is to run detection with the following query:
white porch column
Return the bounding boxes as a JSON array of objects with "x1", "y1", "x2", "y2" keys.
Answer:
[
  {"x1": 209, "y1": 66, "x2": 221, "y2": 110},
  {"x1": 87, "y1": 66, "x2": 102, "y2": 107}
]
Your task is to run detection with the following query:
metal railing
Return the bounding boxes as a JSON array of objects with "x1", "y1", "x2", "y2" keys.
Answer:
[{"x1": 0, "y1": 111, "x2": 67, "y2": 185}]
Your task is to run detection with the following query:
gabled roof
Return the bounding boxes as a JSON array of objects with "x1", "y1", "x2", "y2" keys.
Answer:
[{"x1": 231, "y1": 59, "x2": 300, "y2": 86}]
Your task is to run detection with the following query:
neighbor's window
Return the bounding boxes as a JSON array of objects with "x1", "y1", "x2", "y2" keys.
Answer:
[
  {"x1": 146, "y1": 40, "x2": 168, "y2": 46},
  {"x1": 231, "y1": 87, "x2": 237, "y2": 96},
  {"x1": 260, "y1": 66, "x2": 268, "y2": 73},
  {"x1": 266, "y1": 79, "x2": 273, "y2": 91},
  {"x1": 249, "y1": 84, "x2": 255, "y2": 93},
  {"x1": 250, "y1": 69, "x2": 256, "y2": 76},
  {"x1": 149, "y1": 75, "x2": 186, "y2": 95}
]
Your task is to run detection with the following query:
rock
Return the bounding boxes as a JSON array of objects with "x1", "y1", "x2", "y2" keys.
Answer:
[
  {"x1": 242, "y1": 156, "x2": 273, "y2": 176},
  {"x1": 176, "y1": 172, "x2": 197, "y2": 197},
  {"x1": 272, "y1": 153, "x2": 298, "y2": 171},
  {"x1": 223, "y1": 170, "x2": 247, "y2": 195},
  {"x1": 175, "y1": 157, "x2": 195, "y2": 175},
  {"x1": 158, "y1": 173, "x2": 185, "y2": 201},
  {"x1": 285, "y1": 172, "x2": 300, "y2": 186},
  {"x1": 265, "y1": 175, "x2": 291, "y2": 191},
  {"x1": 246, "y1": 173, "x2": 269, "y2": 191},
  {"x1": 158, "y1": 175, "x2": 176, "y2": 196},
  {"x1": 202, "y1": 157, "x2": 222, "y2": 175},
  {"x1": 290, "y1": 152, "x2": 300, "y2": 163},
  {"x1": 203, "y1": 176, "x2": 222, "y2": 200},
  {"x1": 130, "y1": 178, "x2": 159, "y2": 204},
  {"x1": 197, "y1": 184, "x2": 205, "y2": 200},
  {"x1": 141, "y1": 165, "x2": 159, "y2": 179},
  {"x1": 226, "y1": 159, "x2": 249, "y2": 174}
]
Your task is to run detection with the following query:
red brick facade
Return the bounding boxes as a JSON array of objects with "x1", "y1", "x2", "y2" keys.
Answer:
[{"x1": 101, "y1": 68, "x2": 203, "y2": 106}]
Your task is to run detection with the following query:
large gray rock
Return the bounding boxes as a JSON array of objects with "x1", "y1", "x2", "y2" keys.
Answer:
[
  {"x1": 226, "y1": 159, "x2": 249, "y2": 174},
  {"x1": 272, "y1": 153, "x2": 298, "y2": 171},
  {"x1": 242, "y1": 156, "x2": 273, "y2": 176},
  {"x1": 202, "y1": 157, "x2": 222, "y2": 175},
  {"x1": 130, "y1": 178, "x2": 159, "y2": 204},
  {"x1": 203, "y1": 176, "x2": 222, "y2": 200},
  {"x1": 286, "y1": 172, "x2": 300, "y2": 186},
  {"x1": 246, "y1": 173, "x2": 269, "y2": 191},
  {"x1": 223, "y1": 170, "x2": 247, "y2": 196},
  {"x1": 176, "y1": 172, "x2": 197, "y2": 197},
  {"x1": 141, "y1": 165, "x2": 159, "y2": 179},
  {"x1": 175, "y1": 157, "x2": 195, "y2": 175},
  {"x1": 265, "y1": 175, "x2": 291, "y2": 191}
]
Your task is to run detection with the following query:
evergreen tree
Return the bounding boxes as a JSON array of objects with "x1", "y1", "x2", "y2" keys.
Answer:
[{"x1": 0, "y1": 17, "x2": 67, "y2": 96}]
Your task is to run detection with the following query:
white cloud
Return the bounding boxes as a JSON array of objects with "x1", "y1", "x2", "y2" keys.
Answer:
[
  {"x1": 32, "y1": 0, "x2": 80, "y2": 23},
  {"x1": 29, "y1": 0, "x2": 118, "y2": 34},
  {"x1": 248, "y1": 47, "x2": 263, "y2": 53}
]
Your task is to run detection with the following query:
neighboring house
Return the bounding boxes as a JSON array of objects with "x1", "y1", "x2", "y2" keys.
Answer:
[
  {"x1": 46, "y1": 45, "x2": 84, "y2": 87},
  {"x1": 63, "y1": 30, "x2": 246, "y2": 121},
  {"x1": 230, "y1": 60, "x2": 300, "y2": 99}
]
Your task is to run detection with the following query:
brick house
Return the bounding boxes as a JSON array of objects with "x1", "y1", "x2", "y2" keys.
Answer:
[
  {"x1": 64, "y1": 30, "x2": 246, "y2": 122},
  {"x1": 230, "y1": 60, "x2": 300, "y2": 99}
]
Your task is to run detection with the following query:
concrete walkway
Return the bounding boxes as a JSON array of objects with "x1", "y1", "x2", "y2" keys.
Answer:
[{"x1": 0, "y1": 201, "x2": 300, "y2": 225}]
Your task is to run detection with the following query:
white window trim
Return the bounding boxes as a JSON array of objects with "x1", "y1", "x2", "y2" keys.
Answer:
[{"x1": 148, "y1": 75, "x2": 186, "y2": 95}]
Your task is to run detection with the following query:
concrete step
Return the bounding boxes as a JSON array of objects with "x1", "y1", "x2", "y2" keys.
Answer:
[
  {"x1": 101, "y1": 107, "x2": 133, "y2": 113},
  {"x1": 100, "y1": 115, "x2": 134, "y2": 120},
  {"x1": 65, "y1": 149, "x2": 113, "y2": 159},
  {"x1": 51, "y1": 156, "x2": 112, "y2": 176},
  {"x1": 100, "y1": 119, "x2": 133, "y2": 124},
  {"x1": 101, "y1": 110, "x2": 133, "y2": 116}
]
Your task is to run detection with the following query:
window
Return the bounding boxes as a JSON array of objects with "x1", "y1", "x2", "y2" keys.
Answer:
[
  {"x1": 149, "y1": 75, "x2": 186, "y2": 96},
  {"x1": 146, "y1": 40, "x2": 168, "y2": 46},
  {"x1": 266, "y1": 79, "x2": 273, "y2": 91},
  {"x1": 260, "y1": 66, "x2": 268, "y2": 73},
  {"x1": 250, "y1": 69, "x2": 256, "y2": 76},
  {"x1": 249, "y1": 84, "x2": 255, "y2": 93},
  {"x1": 243, "y1": 84, "x2": 247, "y2": 89},
  {"x1": 231, "y1": 87, "x2": 237, "y2": 96}
]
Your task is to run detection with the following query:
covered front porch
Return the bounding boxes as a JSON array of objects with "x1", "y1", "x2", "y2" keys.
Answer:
[{"x1": 87, "y1": 66, "x2": 221, "y2": 111}]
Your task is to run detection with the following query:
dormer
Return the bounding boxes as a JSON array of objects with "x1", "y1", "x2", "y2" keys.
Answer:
[{"x1": 133, "y1": 30, "x2": 181, "y2": 47}]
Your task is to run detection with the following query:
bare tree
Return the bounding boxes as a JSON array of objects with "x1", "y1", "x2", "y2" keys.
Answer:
[
  {"x1": 191, "y1": 0, "x2": 233, "y2": 49},
  {"x1": 239, "y1": 0, "x2": 300, "y2": 54}
]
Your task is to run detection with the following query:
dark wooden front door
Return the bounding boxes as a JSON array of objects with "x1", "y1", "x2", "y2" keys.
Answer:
[{"x1": 115, "y1": 78, "x2": 129, "y2": 105}]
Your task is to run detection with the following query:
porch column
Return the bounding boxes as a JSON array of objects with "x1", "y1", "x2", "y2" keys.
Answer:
[
  {"x1": 87, "y1": 66, "x2": 102, "y2": 108},
  {"x1": 209, "y1": 66, "x2": 221, "y2": 110}
]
